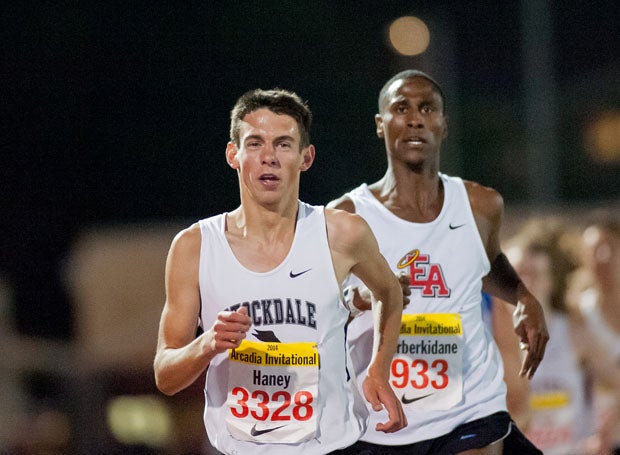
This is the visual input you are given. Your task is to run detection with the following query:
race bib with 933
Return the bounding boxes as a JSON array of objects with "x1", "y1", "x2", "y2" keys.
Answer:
[
  {"x1": 391, "y1": 313, "x2": 463, "y2": 410},
  {"x1": 226, "y1": 340, "x2": 319, "y2": 443}
]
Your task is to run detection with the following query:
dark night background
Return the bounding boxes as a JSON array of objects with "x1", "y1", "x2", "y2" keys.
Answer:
[{"x1": 1, "y1": 1, "x2": 619, "y2": 342}]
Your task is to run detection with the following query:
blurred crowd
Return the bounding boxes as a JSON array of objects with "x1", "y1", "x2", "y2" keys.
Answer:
[{"x1": 487, "y1": 209, "x2": 620, "y2": 455}]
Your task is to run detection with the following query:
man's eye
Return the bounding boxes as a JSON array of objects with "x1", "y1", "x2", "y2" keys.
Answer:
[
  {"x1": 396, "y1": 105, "x2": 408, "y2": 114},
  {"x1": 421, "y1": 105, "x2": 435, "y2": 113},
  {"x1": 277, "y1": 142, "x2": 292, "y2": 149}
]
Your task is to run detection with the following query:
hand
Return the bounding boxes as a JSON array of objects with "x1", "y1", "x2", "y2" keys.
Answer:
[
  {"x1": 205, "y1": 307, "x2": 252, "y2": 354},
  {"x1": 362, "y1": 370, "x2": 407, "y2": 433},
  {"x1": 352, "y1": 273, "x2": 410, "y2": 314},
  {"x1": 397, "y1": 272, "x2": 411, "y2": 308},
  {"x1": 512, "y1": 297, "x2": 549, "y2": 379}
]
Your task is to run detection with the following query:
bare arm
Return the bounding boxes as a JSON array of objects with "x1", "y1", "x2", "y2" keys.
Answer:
[
  {"x1": 491, "y1": 296, "x2": 532, "y2": 429},
  {"x1": 467, "y1": 181, "x2": 549, "y2": 379},
  {"x1": 154, "y1": 224, "x2": 251, "y2": 395},
  {"x1": 326, "y1": 208, "x2": 407, "y2": 433}
]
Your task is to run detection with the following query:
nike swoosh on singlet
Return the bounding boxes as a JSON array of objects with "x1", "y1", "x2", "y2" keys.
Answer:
[
  {"x1": 401, "y1": 392, "x2": 434, "y2": 404},
  {"x1": 250, "y1": 424, "x2": 286, "y2": 437},
  {"x1": 289, "y1": 268, "x2": 312, "y2": 278},
  {"x1": 449, "y1": 223, "x2": 466, "y2": 230}
]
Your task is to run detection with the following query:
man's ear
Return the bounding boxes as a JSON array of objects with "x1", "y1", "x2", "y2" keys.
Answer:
[
  {"x1": 226, "y1": 142, "x2": 239, "y2": 169},
  {"x1": 375, "y1": 114, "x2": 384, "y2": 138},
  {"x1": 300, "y1": 145, "x2": 315, "y2": 172}
]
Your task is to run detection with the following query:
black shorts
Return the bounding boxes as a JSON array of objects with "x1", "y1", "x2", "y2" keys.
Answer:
[{"x1": 332, "y1": 411, "x2": 542, "y2": 455}]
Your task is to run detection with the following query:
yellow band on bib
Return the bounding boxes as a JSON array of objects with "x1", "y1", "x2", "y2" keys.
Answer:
[
  {"x1": 400, "y1": 313, "x2": 462, "y2": 336},
  {"x1": 229, "y1": 340, "x2": 319, "y2": 367}
]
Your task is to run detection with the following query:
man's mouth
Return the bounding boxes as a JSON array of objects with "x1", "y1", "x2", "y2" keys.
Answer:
[{"x1": 405, "y1": 136, "x2": 425, "y2": 145}]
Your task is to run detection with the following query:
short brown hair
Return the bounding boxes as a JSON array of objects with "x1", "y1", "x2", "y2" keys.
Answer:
[{"x1": 229, "y1": 88, "x2": 312, "y2": 148}]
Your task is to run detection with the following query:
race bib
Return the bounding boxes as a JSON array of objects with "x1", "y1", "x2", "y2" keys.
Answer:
[
  {"x1": 390, "y1": 313, "x2": 463, "y2": 410},
  {"x1": 527, "y1": 390, "x2": 574, "y2": 452},
  {"x1": 226, "y1": 340, "x2": 319, "y2": 443}
]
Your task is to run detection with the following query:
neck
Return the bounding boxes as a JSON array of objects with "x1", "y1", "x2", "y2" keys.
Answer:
[
  {"x1": 227, "y1": 199, "x2": 298, "y2": 243},
  {"x1": 369, "y1": 164, "x2": 443, "y2": 223}
]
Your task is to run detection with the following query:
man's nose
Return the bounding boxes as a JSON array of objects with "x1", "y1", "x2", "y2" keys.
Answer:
[
  {"x1": 262, "y1": 144, "x2": 277, "y2": 164},
  {"x1": 407, "y1": 110, "x2": 424, "y2": 127}
]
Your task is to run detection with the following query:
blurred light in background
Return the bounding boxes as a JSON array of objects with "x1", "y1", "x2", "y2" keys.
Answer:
[
  {"x1": 107, "y1": 395, "x2": 172, "y2": 448},
  {"x1": 388, "y1": 16, "x2": 430, "y2": 56},
  {"x1": 584, "y1": 111, "x2": 620, "y2": 163}
]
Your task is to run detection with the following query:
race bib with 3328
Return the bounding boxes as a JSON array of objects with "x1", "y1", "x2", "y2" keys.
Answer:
[{"x1": 226, "y1": 340, "x2": 319, "y2": 443}]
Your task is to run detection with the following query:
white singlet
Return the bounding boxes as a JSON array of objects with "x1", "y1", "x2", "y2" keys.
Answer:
[
  {"x1": 578, "y1": 288, "x2": 620, "y2": 360},
  {"x1": 577, "y1": 288, "x2": 620, "y2": 449},
  {"x1": 346, "y1": 173, "x2": 507, "y2": 445},
  {"x1": 198, "y1": 202, "x2": 367, "y2": 455},
  {"x1": 525, "y1": 313, "x2": 591, "y2": 454}
]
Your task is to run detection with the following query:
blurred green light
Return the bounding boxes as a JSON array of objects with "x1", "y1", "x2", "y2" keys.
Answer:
[{"x1": 107, "y1": 395, "x2": 172, "y2": 448}]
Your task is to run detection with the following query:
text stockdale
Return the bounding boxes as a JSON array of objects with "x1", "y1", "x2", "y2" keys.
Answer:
[{"x1": 227, "y1": 298, "x2": 317, "y2": 329}]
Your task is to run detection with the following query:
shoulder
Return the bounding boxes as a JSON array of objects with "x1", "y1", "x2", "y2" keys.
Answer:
[
  {"x1": 565, "y1": 268, "x2": 593, "y2": 317},
  {"x1": 164, "y1": 222, "x2": 203, "y2": 282},
  {"x1": 326, "y1": 194, "x2": 356, "y2": 213},
  {"x1": 324, "y1": 208, "x2": 371, "y2": 250},
  {"x1": 325, "y1": 207, "x2": 367, "y2": 236},
  {"x1": 174, "y1": 222, "x2": 202, "y2": 243},
  {"x1": 169, "y1": 222, "x2": 202, "y2": 258},
  {"x1": 463, "y1": 179, "x2": 504, "y2": 222},
  {"x1": 462, "y1": 180, "x2": 504, "y2": 255},
  {"x1": 324, "y1": 207, "x2": 379, "y2": 283}
]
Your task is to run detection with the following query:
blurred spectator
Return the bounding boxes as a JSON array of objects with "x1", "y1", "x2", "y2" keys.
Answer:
[
  {"x1": 496, "y1": 217, "x2": 588, "y2": 454},
  {"x1": 568, "y1": 211, "x2": 620, "y2": 455}
]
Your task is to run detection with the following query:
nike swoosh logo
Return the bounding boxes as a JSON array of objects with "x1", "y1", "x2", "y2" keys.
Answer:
[
  {"x1": 449, "y1": 223, "x2": 465, "y2": 230},
  {"x1": 289, "y1": 268, "x2": 311, "y2": 278},
  {"x1": 250, "y1": 424, "x2": 286, "y2": 437},
  {"x1": 401, "y1": 392, "x2": 433, "y2": 404}
]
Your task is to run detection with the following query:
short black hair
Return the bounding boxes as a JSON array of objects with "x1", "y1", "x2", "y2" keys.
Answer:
[
  {"x1": 378, "y1": 70, "x2": 446, "y2": 113},
  {"x1": 230, "y1": 88, "x2": 312, "y2": 148}
]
